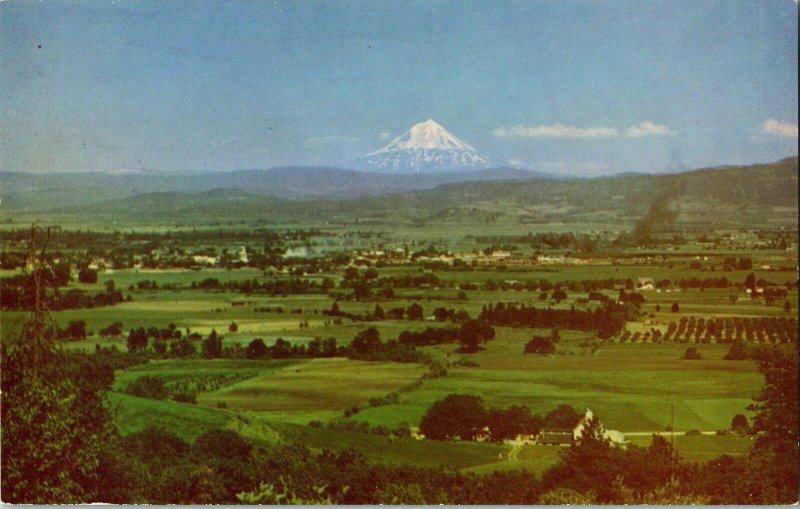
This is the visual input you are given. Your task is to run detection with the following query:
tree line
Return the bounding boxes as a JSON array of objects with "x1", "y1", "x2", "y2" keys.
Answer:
[
  {"x1": 478, "y1": 302, "x2": 628, "y2": 339},
  {"x1": 419, "y1": 395, "x2": 581, "y2": 442},
  {"x1": 1, "y1": 270, "x2": 124, "y2": 311}
]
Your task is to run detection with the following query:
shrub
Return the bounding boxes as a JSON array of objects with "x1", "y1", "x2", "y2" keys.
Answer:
[
  {"x1": 731, "y1": 414, "x2": 748, "y2": 431},
  {"x1": 682, "y1": 347, "x2": 701, "y2": 360},
  {"x1": 78, "y1": 268, "x2": 98, "y2": 284},
  {"x1": 125, "y1": 376, "x2": 168, "y2": 400},
  {"x1": 172, "y1": 391, "x2": 197, "y2": 404},
  {"x1": 723, "y1": 342, "x2": 748, "y2": 360},
  {"x1": 524, "y1": 335, "x2": 555, "y2": 355}
]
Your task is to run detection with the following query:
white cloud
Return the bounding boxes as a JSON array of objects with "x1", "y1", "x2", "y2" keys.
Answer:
[
  {"x1": 379, "y1": 131, "x2": 391, "y2": 140},
  {"x1": 495, "y1": 121, "x2": 675, "y2": 140},
  {"x1": 625, "y1": 121, "x2": 672, "y2": 138},
  {"x1": 494, "y1": 124, "x2": 619, "y2": 139},
  {"x1": 761, "y1": 118, "x2": 798, "y2": 138}
]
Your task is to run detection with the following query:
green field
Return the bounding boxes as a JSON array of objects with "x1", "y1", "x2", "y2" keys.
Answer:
[
  {"x1": 348, "y1": 338, "x2": 761, "y2": 433},
  {"x1": 2, "y1": 205, "x2": 795, "y2": 479},
  {"x1": 108, "y1": 391, "x2": 510, "y2": 471},
  {"x1": 625, "y1": 433, "x2": 755, "y2": 463}
]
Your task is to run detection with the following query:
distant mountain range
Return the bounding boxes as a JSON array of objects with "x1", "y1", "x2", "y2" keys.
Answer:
[
  {"x1": 3, "y1": 157, "x2": 796, "y2": 231},
  {"x1": 0, "y1": 165, "x2": 556, "y2": 213},
  {"x1": 351, "y1": 119, "x2": 498, "y2": 173}
]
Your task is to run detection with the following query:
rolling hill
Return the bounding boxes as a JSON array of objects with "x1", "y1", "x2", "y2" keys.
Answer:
[
  {"x1": 0, "y1": 165, "x2": 554, "y2": 213},
  {"x1": 3, "y1": 157, "x2": 796, "y2": 229}
]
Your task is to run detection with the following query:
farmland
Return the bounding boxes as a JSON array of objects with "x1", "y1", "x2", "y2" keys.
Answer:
[{"x1": 2, "y1": 161, "x2": 798, "y2": 504}]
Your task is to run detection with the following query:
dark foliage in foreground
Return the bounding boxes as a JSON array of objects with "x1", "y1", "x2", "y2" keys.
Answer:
[{"x1": 2, "y1": 325, "x2": 797, "y2": 504}]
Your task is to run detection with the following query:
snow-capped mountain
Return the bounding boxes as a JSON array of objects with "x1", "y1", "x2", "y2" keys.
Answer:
[{"x1": 352, "y1": 119, "x2": 497, "y2": 173}]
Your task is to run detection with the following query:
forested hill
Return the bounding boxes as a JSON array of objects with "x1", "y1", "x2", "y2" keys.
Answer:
[{"x1": 6, "y1": 157, "x2": 797, "y2": 228}]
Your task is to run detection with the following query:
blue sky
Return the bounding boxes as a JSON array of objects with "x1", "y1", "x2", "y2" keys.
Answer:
[{"x1": 1, "y1": 0, "x2": 797, "y2": 175}]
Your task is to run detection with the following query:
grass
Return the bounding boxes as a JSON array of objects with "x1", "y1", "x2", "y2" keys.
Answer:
[
  {"x1": 109, "y1": 392, "x2": 232, "y2": 442},
  {"x1": 112, "y1": 358, "x2": 298, "y2": 391},
  {"x1": 348, "y1": 335, "x2": 763, "y2": 433},
  {"x1": 464, "y1": 444, "x2": 563, "y2": 476},
  {"x1": 197, "y1": 358, "x2": 427, "y2": 412},
  {"x1": 625, "y1": 433, "x2": 755, "y2": 463},
  {"x1": 108, "y1": 389, "x2": 507, "y2": 470},
  {"x1": 268, "y1": 420, "x2": 508, "y2": 470},
  {"x1": 3, "y1": 218, "x2": 791, "y2": 470}
]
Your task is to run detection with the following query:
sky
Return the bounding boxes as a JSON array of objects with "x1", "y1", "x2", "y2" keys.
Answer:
[{"x1": 1, "y1": 0, "x2": 797, "y2": 176}]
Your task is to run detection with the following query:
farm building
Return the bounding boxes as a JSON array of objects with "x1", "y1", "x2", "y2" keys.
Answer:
[
  {"x1": 572, "y1": 409, "x2": 626, "y2": 446},
  {"x1": 637, "y1": 277, "x2": 655, "y2": 290},
  {"x1": 191, "y1": 254, "x2": 218, "y2": 266},
  {"x1": 537, "y1": 430, "x2": 574, "y2": 446},
  {"x1": 537, "y1": 409, "x2": 626, "y2": 447}
]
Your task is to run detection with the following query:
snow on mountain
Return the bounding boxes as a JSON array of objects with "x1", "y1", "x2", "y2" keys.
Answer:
[{"x1": 352, "y1": 119, "x2": 497, "y2": 173}]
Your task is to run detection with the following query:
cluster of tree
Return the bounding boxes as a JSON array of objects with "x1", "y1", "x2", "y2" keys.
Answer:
[
  {"x1": 673, "y1": 276, "x2": 732, "y2": 290},
  {"x1": 241, "y1": 328, "x2": 451, "y2": 369},
  {"x1": 484, "y1": 278, "x2": 634, "y2": 292},
  {"x1": 1, "y1": 272, "x2": 124, "y2": 311},
  {"x1": 473, "y1": 231, "x2": 601, "y2": 252},
  {"x1": 44, "y1": 320, "x2": 90, "y2": 341},
  {"x1": 742, "y1": 273, "x2": 792, "y2": 300},
  {"x1": 431, "y1": 306, "x2": 471, "y2": 322},
  {"x1": 617, "y1": 289, "x2": 645, "y2": 307},
  {"x1": 189, "y1": 277, "x2": 330, "y2": 295},
  {"x1": 77, "y1": 268, "x2": 99, "y2": 283},
  {"x1": 479, "y1": 302, "x2": 628, "y2": 339},
  {"x1": 524, "y1": 329, "x2": 560, "y2": 355},
  {"x1": 323, "y1": 301, "x2": 429, "y2": 322},
  {"x1": 617, "y1": 328, "x2": 665, "y2": 343},
  {"x1": 722, "y1": 256, "x2": 753, "y2": 271},
  {"x1": 122, "y1": 376, "x2": 195, "y2": 404},
  {"x1": 419, "y1": 395, "x2": 582, "y2": 442},
  {"x1": 126, "y1": 324, "x2": 186, "y2": 352},
  {"x1": 752, "y1": 229, "x2": 795, "y2": 250},
  {"x1": 244, "y1": 337, "x2": 335, "y2": 360},
  {"x1": 374, "y1": 272, "x2": 442, "y2": 288},
  {"x1": 663, "y1": 316, "x2": 797, "y2": 344},
  {"x1": 397, "y1": 320, "x2": 495, "y2": 353},
  {"x1": 337, "y1": 268, "x2": 444, "y2": 300},
  {"x1": 99, "y1": 322, "x2": 124, "y2": 337},
  {"x1": 310, "y1": 419, "x2": 413, "y2": 439}
]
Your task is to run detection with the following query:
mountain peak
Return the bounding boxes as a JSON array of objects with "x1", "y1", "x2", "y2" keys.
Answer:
[
  {"x1": 353, "y1": 119, "x2": 496, "y2": 173},
  {"x1": 368, "y1": 119, "x2": 477, "y2": 155}
]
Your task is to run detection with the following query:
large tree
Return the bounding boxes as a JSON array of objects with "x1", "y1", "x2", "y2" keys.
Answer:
[
  {"x1": 742, "y1": 351, "x2": 799, "y2": 503},
  {"x1": 2, "y1": 331, "x2": 117, "y2": 502},
  {"x1": 202, "y1": 329, "x2": 223, "y2": 358},
  {"x1": 488, "y1": 405, "x2": 541, "y2": 441},
  {"x1": 419, "y1": 394, "x2": 487, "y2": 441},
  {"x1": 350, "y1": 327, "x2": 382, "y2": 355}
]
